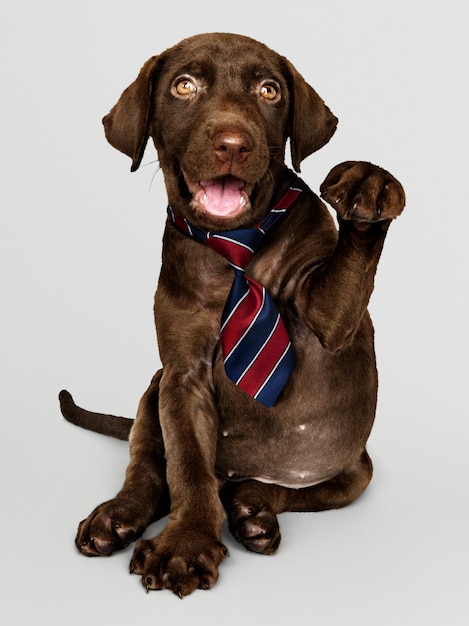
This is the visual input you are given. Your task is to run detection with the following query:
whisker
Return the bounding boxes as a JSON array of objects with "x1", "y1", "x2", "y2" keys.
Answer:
[{"x1": 142, "y1": 161, "x2": 161, "y2": 193}]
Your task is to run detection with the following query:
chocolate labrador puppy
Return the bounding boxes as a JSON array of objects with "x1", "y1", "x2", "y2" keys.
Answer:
[{"x1": 60, "y1": 32, "x2": 405, "y2": 597}]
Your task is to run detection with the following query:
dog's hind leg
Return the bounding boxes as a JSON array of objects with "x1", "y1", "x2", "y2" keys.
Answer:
[
  {"x1": 221, "y1": 450, "x2": 373, "y2": 554},
  {"x1": 284, "y1": 449, "x2": 373, "y2": 512},
  {"x1": 75, "y1": 370, "x2": 169, "y2": 556}
]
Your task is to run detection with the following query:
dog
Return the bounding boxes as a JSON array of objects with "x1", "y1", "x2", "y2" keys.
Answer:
[{"x1": 60, "y1": 32, "x2": 405, "y2": 597}]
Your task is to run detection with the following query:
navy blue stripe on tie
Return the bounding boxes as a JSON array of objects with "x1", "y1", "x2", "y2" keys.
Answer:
[
  {"x1": 253, "y1": 341, "x2": 295, "y2": 405},
  {"x1": 221, "y1": 279, "x2": 271, "y2": 380}
]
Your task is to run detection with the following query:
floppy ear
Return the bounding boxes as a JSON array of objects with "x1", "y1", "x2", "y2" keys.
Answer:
[
  {"x1": 102, "y1": 56, "x2": 161, "y2": 172},
  {"x1": 284, "y1": 59, "x2": 338, "y2": 172}
]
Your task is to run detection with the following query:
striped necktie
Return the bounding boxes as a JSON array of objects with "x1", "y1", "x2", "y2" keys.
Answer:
[{"x1": 167, "y1": 178, "x2": 305, "y2": 407}]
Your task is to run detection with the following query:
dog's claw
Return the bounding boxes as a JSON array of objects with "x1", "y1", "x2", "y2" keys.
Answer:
[{"x1": 144, "y1": 575, "x2": 153, "y2": 591}]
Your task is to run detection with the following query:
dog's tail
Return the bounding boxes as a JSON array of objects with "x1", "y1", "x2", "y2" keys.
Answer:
[{"x1": 59, "y1": 390, "x2": 133, "y2": 441}]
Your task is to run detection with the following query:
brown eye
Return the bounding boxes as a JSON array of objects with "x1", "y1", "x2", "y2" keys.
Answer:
[
  {"x1": 174, "y1": 78, "x2": 197, "y2": 96},
  {"x1": 260, "y1": 83, "x2": 278, "y2": 101}
]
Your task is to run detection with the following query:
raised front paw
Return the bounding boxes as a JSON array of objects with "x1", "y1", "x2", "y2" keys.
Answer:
[
  {"x1": 129, "y1": 526, "x2": 229, "y2": 597},
  {"x1": 320, "y1": 161, "x2": 405, "y2": 223},
  {"x1": 76, "y1": 497, "x2": 151, "y2": 557}
]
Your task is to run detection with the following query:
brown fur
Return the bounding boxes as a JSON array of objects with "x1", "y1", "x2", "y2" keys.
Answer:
[{"x1": 60, "y1": 33, "x2": 405, "y2": 597}]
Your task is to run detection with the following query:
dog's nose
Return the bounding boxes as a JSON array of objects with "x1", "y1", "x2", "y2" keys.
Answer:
[{"x1": 213, "y1": 131, "x2": 252, "y2": 164}]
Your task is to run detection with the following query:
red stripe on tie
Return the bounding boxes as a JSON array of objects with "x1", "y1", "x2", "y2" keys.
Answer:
[
  {"x1": 221, "y1": 282, "x2": 264, "y2": 357},
  {"x1": 173, "y1": 212, "x2": 191, "y2": 234},
  {"x1": 237, "y1": 318, "x2": 291, "y2": 397},
  {"x1": 208, "y1": 236, "x2": 253, "y2": 268},
  {"x1": 274, "y1": 188, "x2": 301, "y2": 209}
]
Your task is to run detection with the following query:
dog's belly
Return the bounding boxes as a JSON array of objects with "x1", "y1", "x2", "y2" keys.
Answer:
[
  {"x1": 214, "y1": 322, "x2": 378, "y2": 489},
  {"x1": 215, "y1": 422, "x2": 346, "y2": 488},
  {"x1": 214, "y1": 400, "x2": 375, "y2": 488}
]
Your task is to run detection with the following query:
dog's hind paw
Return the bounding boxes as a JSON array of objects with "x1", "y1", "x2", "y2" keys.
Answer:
[{"x1": 227, "y1": 502, "x2": 281, "y2": 555}]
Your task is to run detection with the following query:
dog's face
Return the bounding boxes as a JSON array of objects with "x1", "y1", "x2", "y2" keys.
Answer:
[
  {"x1": 152, "y1": 35, "x2": 291, "y2": 228},
  {"x1": 103, "y1": 33, "x2": 337, "y2": 229}
]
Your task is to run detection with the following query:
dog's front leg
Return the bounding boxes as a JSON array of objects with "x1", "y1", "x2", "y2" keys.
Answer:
[
  {"x1": 298, "y1": 161, "x2": 405, "y2": 352},
  {"x1": 129, "y1": 308, "x2": 227, "y2": 597},
  {"x1": 76, "y1": 371, "x2": 169, "y2": 556}
]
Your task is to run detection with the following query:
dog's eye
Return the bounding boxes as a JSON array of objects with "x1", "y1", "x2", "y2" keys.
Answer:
[
  {"x1": 174, "y1": 78, "x2": 197, "y2": 97},
  {"x1": 260, "y1": 83, "x2": 279, "y2": 101}
]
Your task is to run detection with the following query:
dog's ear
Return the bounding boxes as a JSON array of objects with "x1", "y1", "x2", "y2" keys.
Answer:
[
  {"x1": 102, "y1": 56, "x2": 161, "y2": 172},
  {"x1": 284, "y1": 59, "x2": 338, "y2": 172}
]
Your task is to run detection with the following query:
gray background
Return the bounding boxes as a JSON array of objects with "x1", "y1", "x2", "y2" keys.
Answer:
[{"x1": 1, "y1": 1, "x2": 467, "y2": 624}]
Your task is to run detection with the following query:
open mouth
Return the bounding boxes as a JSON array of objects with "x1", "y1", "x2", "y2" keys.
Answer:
[{"x1": 183, "y1": 173, "x2": 253, "y2": 219}]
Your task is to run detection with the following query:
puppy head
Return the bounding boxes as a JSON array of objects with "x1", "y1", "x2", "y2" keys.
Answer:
[
  {"x1": 103, "y1": 34, "x2": 337, "y2": 226},
  {"x1": 103, "y1": 34, "x2": 337, "y2": 171}
]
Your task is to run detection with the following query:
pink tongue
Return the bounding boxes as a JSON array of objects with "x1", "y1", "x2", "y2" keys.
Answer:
[{"x1": 201, "y1": 177, "x2": 244, "y2": 216}]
